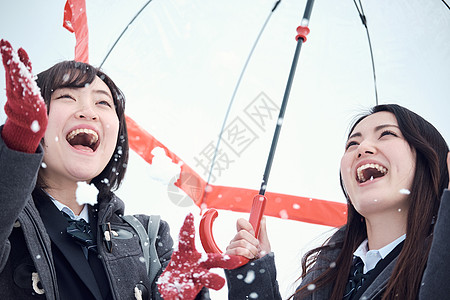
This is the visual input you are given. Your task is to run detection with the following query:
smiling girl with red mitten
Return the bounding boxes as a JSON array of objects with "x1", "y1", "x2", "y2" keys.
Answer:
[{"x1": 0, "y1": 39, "x2": 230, "y2": 300}]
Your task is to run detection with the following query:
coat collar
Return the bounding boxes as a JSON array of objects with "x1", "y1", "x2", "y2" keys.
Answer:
[
  {"x1": 33, "y1": 191, "x2": 103, "y2": 300},
  {"x1": 19, "y1": 198, "x2": 59, "y2": 299}
]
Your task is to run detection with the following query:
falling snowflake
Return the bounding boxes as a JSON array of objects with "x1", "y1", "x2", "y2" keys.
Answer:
[
  {"x1": 399, "y1": 189, "x2": 411, "y2": 195},
  {"x1": 147, "y1": 147, "x2": 181, "y2": 185},
  {"x1": 76, "y1": 181, "x2": 98, "y2": 205},
  {"x1": 62, "y1": 73, "x2": 70, "y2": 83},
  {"x1": 30, "y1": 120, "x2": 40, "y2": 132},
  {"x1": 277, "y1": 117, "x2": 283, "y2": 125},
  {"x1": 244, "y1": 270, "x2": 255, "y2": 284},
  {"x1": 279, "y1": 209, "x2": 288, "y2": 219},
  {"x1": 249, "y1": 292, "x2": 259, "y2": 299}
]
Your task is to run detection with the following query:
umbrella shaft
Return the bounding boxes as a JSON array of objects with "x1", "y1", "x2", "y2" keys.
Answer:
[
  {"x1": 259, "y1": 0, "x2": 315, "y2": 195},
  {"x1": 303, "y1": 0, "x2": 315, "y2": 21}
]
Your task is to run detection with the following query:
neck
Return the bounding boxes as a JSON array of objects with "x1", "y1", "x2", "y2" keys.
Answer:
[
  {"x1": 365, "y1": 210, "x2": 407, "y2": 250},
  {"x1": 43, "y1": 182, "x2": 84, "y2": 215}
]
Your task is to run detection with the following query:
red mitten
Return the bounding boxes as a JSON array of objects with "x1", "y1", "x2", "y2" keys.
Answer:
[
  {"x1": 1, "y1": 39, "x2": 47, "y2": 153},
  {"x1": 158, "y1": 213, "x2": 242, "y2": 300}
]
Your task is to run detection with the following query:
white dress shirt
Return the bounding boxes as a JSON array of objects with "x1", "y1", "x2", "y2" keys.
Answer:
[
  {"x1": 51, "y1": 198, "x2": 89, "y2": 223},
  {"x1": 353, "y1": 234, "x2": 406, "y2": 274}
]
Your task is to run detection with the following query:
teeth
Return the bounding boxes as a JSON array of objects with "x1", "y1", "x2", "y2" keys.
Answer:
[
  {"x1": 356, "y1": 163, "x2": 388, "y2": 183},
  {"x1": 66, "y1": 128, "x2": 98, "y2": 145}
]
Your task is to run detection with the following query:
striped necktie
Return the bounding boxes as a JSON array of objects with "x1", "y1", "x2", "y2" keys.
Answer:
[{"x1": 343, "y1": 256, "x2": 372, "y2": 300}]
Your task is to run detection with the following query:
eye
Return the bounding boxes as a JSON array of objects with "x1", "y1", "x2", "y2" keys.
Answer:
[
  {"x1": 345, "y1": 140, "x2": 358, "y2": 150},
  {"x1": 380, "y1": 130, "x2": 398, "y2": 138},
  {"x1": 55, "y1": 94, "x2": 76, "y2": 101},
  {"x1": 97, "y1": 100, "x2": 112, "y2": 107}
]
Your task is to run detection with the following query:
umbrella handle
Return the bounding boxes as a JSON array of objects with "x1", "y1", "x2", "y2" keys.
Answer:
[{"x1": 199, "y1": 194, "x2": 267, "y2": 269}]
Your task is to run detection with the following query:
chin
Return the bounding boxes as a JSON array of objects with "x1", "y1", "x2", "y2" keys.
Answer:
[
  {"x1": 351, "y1": 194, "x2": 387, "y2": 209},
  {"x1": 68, "y1": 169, "x2": 102, "y2": 182}
]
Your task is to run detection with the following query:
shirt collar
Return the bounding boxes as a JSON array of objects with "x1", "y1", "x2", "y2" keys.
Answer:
[
  {"x1": 354, "y1": 234, "x2": 406, "y2": 274},
  {"x1": 41, "y1": 189, "x2": 90, "y2": 223},
  {"x1": 377, "y1": 234, "x2": 406, "y2": 259},
  {"x1": 50, "y1": 197, "x2": 89, "y2": 223}
]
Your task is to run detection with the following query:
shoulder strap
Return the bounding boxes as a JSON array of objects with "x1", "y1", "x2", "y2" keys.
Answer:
[
  {"x1": 121, "y1": 215, "x2": 151, "y2": 272},
  {"x1": 121, "y1": 215, "x2": 162, "y2": 284},
  {"x1": 147, "y1": 215, "x2": 161, "y2": 284}
]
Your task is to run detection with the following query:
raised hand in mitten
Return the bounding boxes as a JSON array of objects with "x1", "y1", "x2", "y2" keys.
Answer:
[
  {"x1": 1, "y1": 39, "x2": 47, "y2": 153},
  {"x1": 157, "y1": 213, "x2": 242, "y2": 300}
]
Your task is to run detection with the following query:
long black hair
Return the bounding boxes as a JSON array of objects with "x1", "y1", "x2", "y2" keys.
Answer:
[{"x1": 35, "y1": 61, "x2": 129, "y2": 196}]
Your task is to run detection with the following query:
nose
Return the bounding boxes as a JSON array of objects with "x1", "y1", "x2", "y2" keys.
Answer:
[
  {"x1": 76, "y1": 104, "x2": 98, "y2": 121},
  {"x1": 357, "y1": 140, "x2": 376, "y2": 158}
]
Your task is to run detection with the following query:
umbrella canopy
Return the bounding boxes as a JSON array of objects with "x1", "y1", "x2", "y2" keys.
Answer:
[{"x1": 1, "y1": 0, "x2": 449, "y2": 298}]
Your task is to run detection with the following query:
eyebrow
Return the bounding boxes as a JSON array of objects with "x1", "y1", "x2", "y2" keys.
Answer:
[
  {"x1": 348, "y1": 124, "x2": 399, "y2": 140},
  {"x1": 93, "y1": 89, "x2": 113, "y2": 100}
]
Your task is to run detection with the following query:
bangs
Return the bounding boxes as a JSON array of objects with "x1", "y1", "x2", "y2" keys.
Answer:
[
  {"x1": 37, "y1": 61, "x2": 98, "y2": 106},
  {"x1": 49, "y1": 62, "x2": 97, "y2": 91}
]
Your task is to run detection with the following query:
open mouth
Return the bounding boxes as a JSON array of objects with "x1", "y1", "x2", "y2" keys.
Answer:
[
  {"x1": 66, "y1": 128, "x2": 99, "y2": 152},
  {"x1": 356, "y1": 163, "x2": 388, "y2": 183}
]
